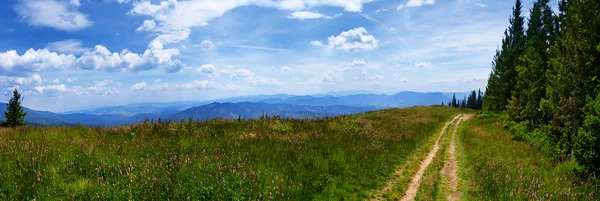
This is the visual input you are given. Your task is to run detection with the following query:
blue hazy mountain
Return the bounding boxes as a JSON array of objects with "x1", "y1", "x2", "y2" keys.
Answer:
[
  {"x1": 170, "y1": 102, "x2": 377, "y2": 120},
  {"x1": 3, "y1": 91, "x2": 458, "y2": 126}
]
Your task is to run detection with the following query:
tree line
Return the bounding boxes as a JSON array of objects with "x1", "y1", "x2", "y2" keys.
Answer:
[
  {"x1": 483, "y1": 0, "x2": 599, "y2": 174},
  {"x1": 443, "y1": 89, "x2": 484, "y2": 110}
]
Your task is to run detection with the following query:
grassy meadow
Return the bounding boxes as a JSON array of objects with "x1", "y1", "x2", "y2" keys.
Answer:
[
  {"x1": 457, "y1": 115, "x2": 600, "y2": 201},
  {"x1": 0, "y1": 106, "x2": 463, "y2": 200}
]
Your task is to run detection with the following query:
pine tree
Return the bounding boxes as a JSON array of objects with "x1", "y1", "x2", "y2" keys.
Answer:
[
  {"x1": 4, "y1": 88, "x2": 26, "y2": 127},
  {"x1": 483, "y1": 0, "x2": 526, "y2": 113},
  {"x1": 452, "y1": 94, "x2": 457, "y2": 108},
  {"x1": 541, "y1": 0, "x2": 600, "y2": 159},
  {"x1": 467, "y1": 90, "x2": 477, "y2": 109},
  {"x1": 507, "y1": 0, "x2": 555, "y2": 127},
  {"x1": 476, "y1": 89, "x2": 484, "y2": 110},
  {"x1": 461, "y1": 96, "x2": 467, "y2": 108}
]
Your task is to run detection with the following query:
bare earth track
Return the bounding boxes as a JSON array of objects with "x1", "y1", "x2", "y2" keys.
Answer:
[{"x1": 441, "y1": 115, "x2": 470, "y2": 201}]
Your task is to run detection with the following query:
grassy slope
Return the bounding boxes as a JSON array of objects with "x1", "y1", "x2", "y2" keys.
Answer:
[
  {"x1": 0, "y1": 106, "x2": 462, "y2": 200},
  {"x1": 457, "y1": 115, "x2": 600, "y2": 201}
]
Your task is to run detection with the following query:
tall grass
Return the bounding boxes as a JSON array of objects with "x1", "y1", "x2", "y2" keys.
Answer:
[
  {"x1": 457, "y1": 115, "x2": 600, "y2": 201},
  {"x1": 0, "y1": 106, "x2": 461, "y2": 200}
]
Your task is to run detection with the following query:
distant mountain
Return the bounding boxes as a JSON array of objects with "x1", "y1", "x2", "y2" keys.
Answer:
[
  {"x1": 170, "y1": 102, "x2": 377, "y2": 120},
  {"x1": 6, "y1": 91, "x2": 462, "y2": 126},
  {"x1": 258, "y1": 92, "x2": 449, "y2": 108},
  {"x1": 0, "y1": 103, "x2": 163, "y2": 126}
]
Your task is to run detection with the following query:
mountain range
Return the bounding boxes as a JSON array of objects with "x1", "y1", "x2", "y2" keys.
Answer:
[{"x1": 1, "y1": 91, "x2": 462, "y2": 126}]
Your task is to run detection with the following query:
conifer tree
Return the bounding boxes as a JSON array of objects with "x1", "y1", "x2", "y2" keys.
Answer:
[
  {"x1": 4, "y1": 88, "x2": 26, "y2": 127},
  {"x1": 476, "y1": 89, "x2": 484, "y2": 109},
  {"x1": 507, "y1": 0, "x2": 555, "y2": 126},
  {"x1": 483, "y1": 0, "x2": 526, "y2": 113},
  {"x1": 452, "y1": 94, "x2": 457, "y2": 107}
]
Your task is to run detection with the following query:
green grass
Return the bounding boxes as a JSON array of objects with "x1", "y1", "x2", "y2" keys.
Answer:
[
  {"x1": 457, "y1": 115, "x2": 600, "y2": 201},
  {"x1": 0, "y1": 106, "x2": 463, "y2": 200}
]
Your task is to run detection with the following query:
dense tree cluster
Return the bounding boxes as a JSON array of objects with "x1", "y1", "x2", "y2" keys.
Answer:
[
  {"x1": 447, "y1": 90, "x2": 483, "y2": 109},
  {"x1": 483, "y1": 0, "x2": 600, "y2": 174}
]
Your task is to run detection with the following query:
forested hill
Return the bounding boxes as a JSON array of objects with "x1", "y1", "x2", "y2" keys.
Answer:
[{"x1": 481, "y1": 0, "x2": 600, "y2": 174}]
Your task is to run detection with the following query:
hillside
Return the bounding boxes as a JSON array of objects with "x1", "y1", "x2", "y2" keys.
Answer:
[
  {"x1": 0, "y1": 106, "x2": 465, "y2": 200},
  {"x1": 170, "y1": 102, "x2": 377, "y2": 120}
]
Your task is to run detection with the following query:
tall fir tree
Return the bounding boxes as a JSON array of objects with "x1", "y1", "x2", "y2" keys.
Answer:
[
  {"x1": 4, "y1": 88, "x2": 26, "y2": 127},
  {"x1": 452, "y1": 94, "x2": 457, "y2": 107},
  {"x1": 476, "y1": 89, "x2": 484, "y2": 110},
  {"x1": 507, "y1": 0, "x2": 555, "y2": 127},
  {"x1": 483, "y1": 0, "x2": 526, "y2": 113}
]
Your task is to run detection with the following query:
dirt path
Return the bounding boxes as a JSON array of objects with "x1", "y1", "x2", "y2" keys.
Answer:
[
  {"x1": 441, "y1": 115, "x2": 469, "y2": 201},
  {"x1": 396, "y1": 114, "x2": 463, "y2": 201}
]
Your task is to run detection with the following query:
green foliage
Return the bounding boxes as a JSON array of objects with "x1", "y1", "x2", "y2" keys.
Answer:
[
  {"x1": 483, "y1": 0, "x2": 600, "y2": 173},
  {"x1": 573, "y1": 95, "x2": 600, "y2": 174},
  {"x1": 458, "y1": 116, "x2": 600, "y2": 200},
  {"x1": 4, "y1": 88, "x2": 26, "y2": 127}
]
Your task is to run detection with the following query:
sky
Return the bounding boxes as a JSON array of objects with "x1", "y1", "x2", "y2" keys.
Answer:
[{"x1": 0, "y1": 0, "x2": 559, "y2": 112}]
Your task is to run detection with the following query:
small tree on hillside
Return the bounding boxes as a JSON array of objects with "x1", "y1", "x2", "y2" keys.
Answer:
[{"x1": 4, "y1": 88, "x2": 26, "y2": 127}]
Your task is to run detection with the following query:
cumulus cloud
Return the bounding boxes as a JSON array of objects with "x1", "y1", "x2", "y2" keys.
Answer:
[
  {"x1": 197, "y1": 64, "x2": 216, "y2": 74},
  {"x1": 136, "y1": 20, "x2": 156, "y2": 32},
  {"x1": 199, "y1": 40, "x2": 216, "y2": 50},
  {"x1": 46, "y1": 39, "x2": 90, "y2": 54},
  {"x1": 131, "y1": 82, "x2": 147, "y2": 90},
  {"x1": 310, "y1": 41, "x2": 324, "y2": 46},
  {"x1": 76, "y1": 42, "x2": 182, "y2": 72},
  {"x1": 13, "y1": 0, "x2": 93, "y2": 31},
  {"x1": 328, "y1": 27, "x2": 378, "y2": 51},
  {"x1": 0, "y1": 74, "x2": 42, "y2": 85},
  {"x1": 69, "y1": 0, "x2": 80, "y2": 7},
  {"x1": 0, "y1": 49, "x2": 76, "y2": 74},
  {"x1": 154, "y1": 78, "x2": 162, "y2": 83},
  {"x1": 34, "y1": 84, "x2": 68, "y2": 93},
  {"x1": 406, "y1": 0, "x2": 435, "y2": 7},
  {"x1": 397, "y1": 4, "x2": 404, "y2": 10},
  {"x1": 287, "y1": 11, "x2": 341, "y2": 20},
  {"x1": 142, "y1": 80, "x2": 233, "y2": 91}
]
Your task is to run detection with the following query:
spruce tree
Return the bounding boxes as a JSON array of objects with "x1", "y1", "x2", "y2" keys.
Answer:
[
  {"x1": 483, "y1": 0, "x2": 526, "y2": 113},
  {"x1": 507, "y1": 0, "x2": 555, "y2": 126},
  {"x1": 452, "y1": 94, "x2": 457, "y2": 107},
  {"x1": 4, "y1": 88, "x2": 26, "y2": 127},
  {"x1": 476, "y1": 89, "x2": 484, "y2": 110}
]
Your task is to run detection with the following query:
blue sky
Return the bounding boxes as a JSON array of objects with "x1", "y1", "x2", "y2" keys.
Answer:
[{"x1": 0, "y1": 0, "x2": 558, "y2": 111}]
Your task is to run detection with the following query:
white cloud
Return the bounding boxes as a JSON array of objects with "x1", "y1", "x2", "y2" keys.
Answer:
[
  {"x1": 145, "y1": 80, "x2": 233, "y2": 91},
  {"x1": 346, "y1": 59, "x2": 367, "y2": 66},
  {"x1": 128, "y1": 0, "x2": 374, "y2": 49},
  {"x1": 13, "y1": 0, "x2": 93, "y2": 31},
  {"x1": 406, "y1": 0, "x2": 435, "y2": 7},
  {"x1": 69, "y1": 0, "x2": 80, "y2": 7},
  {"x1": 328, "y1": 27, "x2": 378, "y2": 51},
  {"x1": 136, "y1": 20, "x2": 156, "y2": 32},
  {"x1": 46, "y1": 39, "x2": 90, "y2": 54},
  {"x1": 411, "y1": 62, "x2": 434, "y2": 69},
  {"x1": 221, "y1": 67, "x2": 280, "y2": 86},
  {"x1": 1, "y1": 74, "x2": 42, "y2": 85},
  {"x1": 111, "y1": 0, "x2": 131, "y2": 3},
  {"x1": 35, "y1": 84, "x2": 67, "y2": 93},
  {"x1": 280, "y1": 66, "x2": 292, "y2": 72},
  {"x1": 131, "y1": 82, "x2": 147, "y2": 90},
  {"x1": 397, "y1": 4, "x2": 404, "y2": 10},
  {"x1": 287, "y1": 11, "x2": 341, "y2": 20},
  {"x1": 76, "y1": 43, "x2": 183, "y2": 72},
  {"x1": 200, "y1": 40, "x2": 216, "y2": 50},
  {"x1": 94, "y1": 79, "x2": 114, "y2": 87},
  {"x1": 50, "y1": 78, "x2": 60, "y2": 83},
  {"x1": 198, "y1": 64, "x2": 216, "y2": 74},
  {"x1": 0, "y1": 49, "x2": 76, "y2": 73},
  {"x1": 310, "y1": 41, "x2": 324, "y2": 46},
  {"x1": 154, "y1": 78, "x2": 162, "y2": 83},
  {"x1": 66, "y1": 78, "x2": 78, "y2": 83}
]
